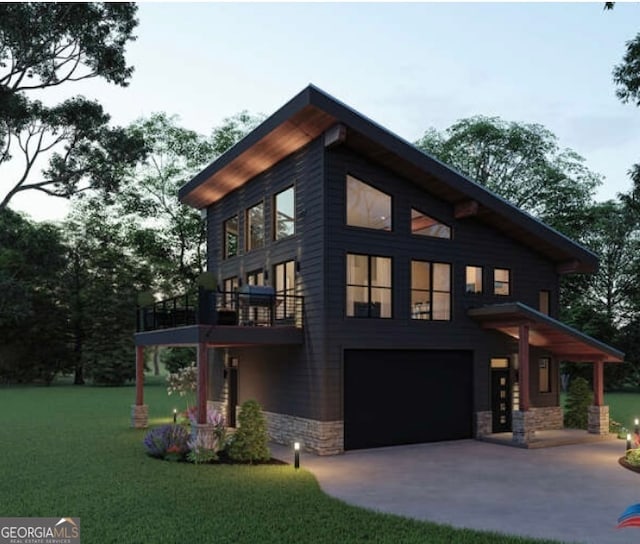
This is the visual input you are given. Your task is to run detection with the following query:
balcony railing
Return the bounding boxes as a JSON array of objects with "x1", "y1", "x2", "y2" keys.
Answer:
[{"x1": 137, "y1": 288, "x2": 304, "y2": 332}]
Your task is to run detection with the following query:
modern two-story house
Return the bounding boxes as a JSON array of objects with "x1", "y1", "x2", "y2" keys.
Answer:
[{"x1": 132, "y1": 85, "x2": 623, "y2": 455}]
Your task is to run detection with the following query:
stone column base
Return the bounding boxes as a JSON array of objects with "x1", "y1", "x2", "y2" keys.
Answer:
[
  {"x1": 475, "y1": 411, "x2": 492, "y2": 437},
  {"x1": 130, "y1": 404, "x2": 148, "y2": 429},
  {"x1": 588, "y1": 405, "x2": 609, "y2": 435},
  {"x1": 512, "y1": 410, "x2": 536, "y2": 445}
]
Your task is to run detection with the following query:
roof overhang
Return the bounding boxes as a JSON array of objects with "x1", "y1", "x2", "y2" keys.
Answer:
[
  {"x1": 468, "y1": 303, "x2": 624, "y2": 363},
  {"x1": 179, "y1": 85, "x2": 599, "y2": 273}
]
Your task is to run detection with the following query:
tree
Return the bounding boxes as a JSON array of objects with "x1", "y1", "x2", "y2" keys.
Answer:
[
  {"x1": 227, "y1": 400, "x2": 270, "y2": 464},
  {"x1": 0, "y1": 3, "x2": 147, "y2": 211},
  {"x1": 0, "y1": 210, "x2": 71, "y2": 383},
  {"x1": 416, "y1": 117, "x2": 601, "y2": 238}
]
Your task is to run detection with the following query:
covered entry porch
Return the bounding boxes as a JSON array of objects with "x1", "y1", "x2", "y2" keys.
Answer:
[{"x1": 469, "y1": 303, "x2": 625, "y2": 447}]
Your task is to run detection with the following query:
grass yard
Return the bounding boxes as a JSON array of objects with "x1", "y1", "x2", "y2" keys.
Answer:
[
  {"x1": 606, "y1": 392, "x2": 640, "y2": 430},
  {"x1": 0, "y1": 377, "x2": 560, "y2": 544}
]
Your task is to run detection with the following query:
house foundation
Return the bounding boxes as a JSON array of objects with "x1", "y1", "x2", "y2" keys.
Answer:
[{"x1": 588, "y1": 405, "x2": 609, "y2": 435}]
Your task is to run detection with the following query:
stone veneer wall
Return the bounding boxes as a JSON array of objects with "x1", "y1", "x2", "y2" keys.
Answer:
[
  {"x1": 530, "y1": 406, "x2": 564, "y2": 431},
  {"x1": 207, "y1": 401, "x2": 344, "y2": 455},
  {"x1": 475, "y1": 411, "x2": 492, "y2": 437},
  {"x1": 588, "y1": 405, "x2": 609, "y2": 435}
]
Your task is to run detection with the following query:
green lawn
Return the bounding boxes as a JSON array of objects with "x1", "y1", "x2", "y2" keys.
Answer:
[
  {"x1": 0, "y1": 378, "x2": 560, "y2": 544},
  {"x1": 606, "y1": 392, "x2": 640, "y2": 430}
]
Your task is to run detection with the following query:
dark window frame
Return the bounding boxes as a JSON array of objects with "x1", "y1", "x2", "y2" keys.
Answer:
[
  {"x1": 273, "y1": 185, "x2": 296, "y2": 241},
  {"x1": 246, "y1": 201, "x2": 265, "y2": 252},
  {"x1": 274, "y1": 259, "x2": 296, "y2": 320},
  {"x1": 494, "y1": 267, "x2": 511, "y2": 296},
  {"x1": 346, "y1": 252, "x2": 393, "y2": 319},
  {"x1": 411, "y1": 259, "x2": 452, "y2": 321},
  {"x1": 465, "y1": 264, "x2": 484, "y2": 295},
  {"x1": 223, "y1": 215, "x2": 239, "y2": 259},
  {"x1": 410, "y1": 207, "x2": 452, "y2": 240},
  {"x1": 345, "y1": 174, "x2": 393, "y2": 232}
]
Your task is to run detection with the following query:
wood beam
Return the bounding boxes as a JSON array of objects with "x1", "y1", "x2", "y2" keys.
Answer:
[
  {"x1": 454, "y1": 200, "x2": 479, "y2": 219},
  {"x1": 197, "y1": 343, "x2": 208, "y2": 424},
  {"x1": 135, "y1": 345, "x2": 145, "y2": 406},
  {"x1": 519, "y1": 323, "x2": 530, "y2": 411},
  {"x1": 593, "y1": 360, "x2": 604, "y2": 406},
  {"x1": 556, "y1": 260, "x2": 581, "y2": 274},
  {"x1": 324, "y1": 123, "x2": 347, "y2": 148}
]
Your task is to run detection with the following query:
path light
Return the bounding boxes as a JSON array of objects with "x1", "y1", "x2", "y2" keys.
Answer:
[
  {"x1": 294, "y1": 442, "x2": 300, "y2": 469},
  {"x1": 173, "y1": 408, "x2": 177, "y2": 424},
  {"x1": 635, "y1": 419, "x2": 639, "y2": 434},
  {"x1": 627, "y1": 433, "x2": 632, "y2": 451}
]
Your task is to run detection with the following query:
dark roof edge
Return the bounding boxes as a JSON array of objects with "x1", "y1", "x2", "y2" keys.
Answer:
[{"x1": 469, "y1": 302, "x2": 625, "y2": 360}]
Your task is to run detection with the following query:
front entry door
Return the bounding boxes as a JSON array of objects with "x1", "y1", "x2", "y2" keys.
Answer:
[{"x1": 491, "y1": 370, "x2": 511, "y2": 433}]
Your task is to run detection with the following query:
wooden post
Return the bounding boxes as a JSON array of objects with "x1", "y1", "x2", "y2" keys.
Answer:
[
  {"x1": 593, "y1": 360, "x2": 604, "y2": 407},
  {"x1": 518, "y1": 324, "x2": 530, "y2": 411},
  {"x1": 197, "y1": 343, "x2": 208, "y2": 424},
  {"x1": 135, "y1": 345, "x2": 144, "y2": 406}
]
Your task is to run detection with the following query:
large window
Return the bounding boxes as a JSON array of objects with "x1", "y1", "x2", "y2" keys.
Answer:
[
  {"x1": 274, "y1": 186, "x2": 295, "y2": 240},
  {"x1": 465, "y1": 265, "x2": 483, "y2": 294},
  {"x1": 411, "y1": 208, "x2": 451, "y2": 239},
  {"x1": 494, "y1": 268, "x2": 511, "y2": 296},
  {"x1": 246, "y1": 269, "x2": 264, "y2": 286},
  {"x1": 539, "y1": 358, "x2": 551, "y2": 393},
  {"x1": 411, "y1": 260, "x2": 451, "y2": 321},
  {"x1": 346, "y1": 175, "x2": 392, "y2": 231},
  {"x1": 223, "y1": 215, "x2": 238, "y2": 259},
  {"x1": 346, "y1": 254, "x2": 392, "y2": 318},
  {"x1": 274, "y1": 260, "x2": 296, "y2": 320},
  {"x1": 246, "y1": 202, "x2": 265, "y2": 251},
  {"x1": 222, "y1": 276, "x2": 239, "y2": 308}
]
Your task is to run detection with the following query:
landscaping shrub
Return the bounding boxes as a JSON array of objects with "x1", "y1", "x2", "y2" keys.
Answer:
[
  {"x1": 143, "y1": 424, "x2": 190, "y2": 461},
  {"x1": 626, "y1": 448, "x2": 640, "y2": 467},
  {"x1": 186, "y1": 405, "x2": 226, "y2": 464},
  {"x1": 564, "y1": 377, "x2": 592, "y2": 429},
  {"x1": 227, "y1": 399, "x2": 270, "y2": 464}
]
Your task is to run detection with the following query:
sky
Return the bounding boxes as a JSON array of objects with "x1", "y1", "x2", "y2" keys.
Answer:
[{"x1": 7, "y1": 2, "x2": 640, "y2": 222}]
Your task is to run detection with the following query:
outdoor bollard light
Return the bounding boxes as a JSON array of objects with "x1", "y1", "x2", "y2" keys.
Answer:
[
  {"x1": 173, "y1": 408, "x2": 177, "y2": 424},
  {"x1": 627, "y1": 433, "x2": 632, "y2": 451},
  {"x1": 635, "y1": 418, "x2": 639, "y2": 434},
  {"x1": 294, "y1": 442, "x2": 300, "y2": 469}
]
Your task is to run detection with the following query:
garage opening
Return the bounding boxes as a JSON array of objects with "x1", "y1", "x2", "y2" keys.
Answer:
[{"x1": 344, "y1": 349, "x2": 473, "y2": 450}]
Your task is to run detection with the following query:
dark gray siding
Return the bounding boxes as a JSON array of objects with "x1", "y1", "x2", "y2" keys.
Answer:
[
  {"x1": 206, "y1": 139, "x2": 327, "y2": 420},
  {"x1": 322, "y1": 146, "x2": 561, "y2": 417}
]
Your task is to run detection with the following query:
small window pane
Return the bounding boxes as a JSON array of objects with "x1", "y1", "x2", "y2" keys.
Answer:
[
  {"x1": 347, "y1": 254, "x2": 369, "y2": 285},
  {"x1": 275, "y1": 186, "x2": 295, "y2": 240},
  {"x1": 466, "y1": 266, "x2": 483, "y2": 294},
  {"x1": 539, "y1": 358, "x2": 551, "y2": 393},
  {"x1": 246, "y1": 203, "x2": 264, "y2": 251},
  {"x1": 432, "y1": 292, "x2": 451, "y2": 320},
  {"x1": 491, "y1": 358, "x2": 509, "y2": 369},
  {"x1": 433, "y1": 263, "x2": 450, "y2": 292},
  {"x1": 224, "y1": 216, "x2": 238, "y2": 259},
  {"x1": 411, "y1": 261, "x2": 430, "y2": 290},
  {"x1": 411, "y1": 208, "x2": 451, "y2": 239},
  {"x1": 539, "y1": 290, "x2": 550, "y2": 315},
  {"x1": 494, "y1": 268, "x2": 510, "y2": 296},
  {"x1": 371, "y1": 287, "x2": 392, "y2": 318},
  {"x1": 371, "y1": 256, "x2": 391, "y2": 287},
  {"x1": 347, "y1": 175, "x2": 392, "y2": 230},
  {"x1": 347, "y1": 286, "x2": 368, "y2": 317}
]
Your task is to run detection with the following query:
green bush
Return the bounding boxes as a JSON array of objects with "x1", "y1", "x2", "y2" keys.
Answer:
[
  {"x1": 564, "y1": 376, "x2": 593, "y2": 429},
  {"x1": 161, "y1": 347, "x2": 196, "y2": 374},
  {"x1": 626, "y1": 448, "x2": 640, "y2": 467},
  {"x1": 227, "y1": 399, "x2": 270, "y2": 464}
]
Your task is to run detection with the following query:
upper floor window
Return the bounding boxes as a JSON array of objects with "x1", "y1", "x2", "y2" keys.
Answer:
[
  {"x1": 539, "y1": 290, "x2": 550, "y2": 315},
  {"x1": 411, "y1": 208, "x2": 451, "y2": 239},
  {"x1": 222, "y1": 276, "x2": 239, "y2": 308},
  {"x1": 274, "y1": 186, "x2": 295, "y2": 240},
  {"x1": 246, "y1": 202, "x2": 265, "y2": 251},
  {"x1": 539, "y1": 357, "x2": 551, "y2": 393},
  {"x1": 247, "y1": 269, "x2": 264, "y2": 286},
  {"x1": 223, "y1": 215, "x2": 238, "y2": 259},
  {"x1": 494, "y1": 268, "x2": 511, "y2": 296},
  {"x1": 346, "y1": 253, "x2": 392, "y2": 318},
  {"x1": 274, "y1": 260, "x2": 296, "y2": 320},
  {"x1": 411, "y1": 260, "x2": 451, "y2": 321},
  {"x1": 465, "y1": 265, "x2": 483, "y2": 294},
  {"x1": 346, "y1": 175, "x2": 392, "y2": 231}
]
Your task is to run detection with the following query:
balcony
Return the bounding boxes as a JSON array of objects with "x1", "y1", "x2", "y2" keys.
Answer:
[{"x1": 135, "y1": 287, "x2": 304, "y2": 347}]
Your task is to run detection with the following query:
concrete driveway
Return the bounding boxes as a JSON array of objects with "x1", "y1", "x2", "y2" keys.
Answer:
[{"x1": 271, "y1": 439, "x2": 640, "y2": 544}]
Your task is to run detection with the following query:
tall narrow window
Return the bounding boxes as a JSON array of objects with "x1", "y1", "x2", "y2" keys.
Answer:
[
  {"x1": 539, "y1": 358, "x2": 551, "y2": 393},
  {"x1": 246, "y1": 202, "x2": 264, "y2": 251},
  {"x1": 494, "y1": 268, "x2": 511, "y2": 296},
  {"x1": 411, "y1": 261, "x2": 451, "y2": 321},
  {"x1": 539, "y1": 290, "x2": 550, "y2": 315},
  {"x1": 411, "y1": 208, "x2": 451, "y2": 239},
  {"x1": 223, "y1": 215, "x2": 238, "y2": 259},
  {"x1": 465, "y1": 265, "x2": 483, "y2": 294},
  {"x1": 246, "y1": 270, "x2": 264, "y2": 286},
  {"x1": 222, "y1": 276, "x2": 239, "y2": 308},
  {"x1": 274, "y1": 260, "x2": 296, "y2": 320},
  {"x1": 274, "y1": 186, "x2": 295, "y2": 240},
  {"x1": 346, "y1": 175, "x2": 392, "y2": 231},
  {"x1": 346, "y1": 254, "x2": 392, "y2": 318}
]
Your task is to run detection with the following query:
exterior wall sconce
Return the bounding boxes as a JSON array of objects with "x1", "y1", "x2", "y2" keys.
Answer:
[{"x1": 294, "y1": 441, "x2": 300, "y2": 469}]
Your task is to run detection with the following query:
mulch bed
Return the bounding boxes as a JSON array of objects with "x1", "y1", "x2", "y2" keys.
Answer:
[{"x1": 618, "y1": 457, "x2": 640, "y2": 473}]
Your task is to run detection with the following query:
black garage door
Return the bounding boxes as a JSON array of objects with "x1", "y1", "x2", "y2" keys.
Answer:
[{"x1": 344, "y1": 349, "x2": 473, "y2": 450}]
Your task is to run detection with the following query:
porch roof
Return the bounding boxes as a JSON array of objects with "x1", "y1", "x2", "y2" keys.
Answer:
[{"x1": 468, "y1": 303, "x2": 624, "y2": 363}]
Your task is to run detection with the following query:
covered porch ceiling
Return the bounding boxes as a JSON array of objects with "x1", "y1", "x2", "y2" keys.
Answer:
[{"x1": 468, "y1": 303, "x2": 624, "y2": 363}]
